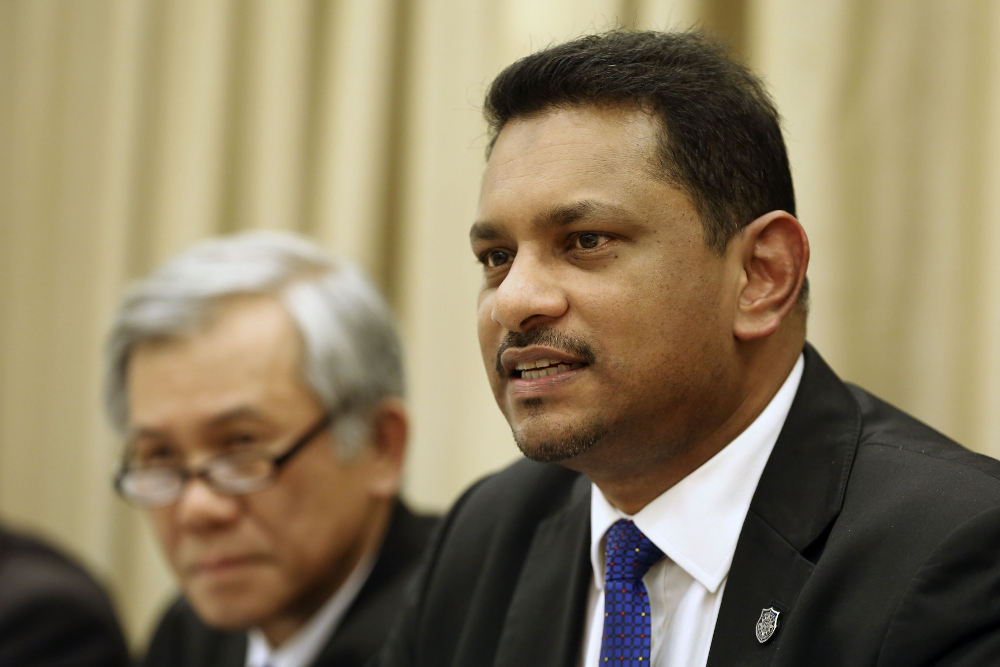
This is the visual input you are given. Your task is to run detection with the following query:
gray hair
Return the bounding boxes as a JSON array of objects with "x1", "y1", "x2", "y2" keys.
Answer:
[{"x1": 104, "y1": 230, "x2": 404, "y2": 458}]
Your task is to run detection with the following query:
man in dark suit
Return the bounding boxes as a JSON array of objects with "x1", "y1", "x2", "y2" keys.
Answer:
[
  {"x1": 0, "y1": 527, "x2": 131, "y2": 667},
  {"x1": 104, "y1": 232, "x2": 437, "y2": 667},
  {"x1": 141, "y1": 500, "x2": 434, "y2": 667},
  {"x1": 377, "y1": 30, "x2": 1000, "y2": 666}
]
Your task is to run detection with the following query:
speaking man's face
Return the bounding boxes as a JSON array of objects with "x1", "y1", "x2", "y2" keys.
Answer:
[
  {"x1": 126, "y1": 296, "x2": 385, "y2": 640},
  {"x1": 473, "y1": 105, "x2": 742, "y2": 470}
]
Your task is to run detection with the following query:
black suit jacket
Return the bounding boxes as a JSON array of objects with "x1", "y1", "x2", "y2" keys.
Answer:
[
  {"x1": 378, "y1": 345, "x2": 1000, "y2": 666},
  {"x1": 143, "y1": 502, "x2": 437, "y2": 667},
  {"x1": 0, "y1": 527, "x2": 130, "y2": 667}
]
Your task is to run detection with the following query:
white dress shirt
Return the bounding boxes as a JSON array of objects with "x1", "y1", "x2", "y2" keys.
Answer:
[
  {"x1": 245, "y1": 551, "x2": 376, "y2": 667},
  {"x1": 580, "y1": 354, "x2": 804, "y2": 667}
]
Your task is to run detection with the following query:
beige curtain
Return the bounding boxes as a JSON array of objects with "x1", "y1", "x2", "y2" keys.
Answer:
[
  {"x1": 749, "y1": 0, "x2": 1000, "y2": 451},
  {"x1": 1, "y1": 0, "x2": 997, "y2": 647}
]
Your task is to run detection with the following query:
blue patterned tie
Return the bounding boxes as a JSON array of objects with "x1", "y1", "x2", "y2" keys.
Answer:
[{"x1": 600, "y1": 519, "x2": 664, "y2": 665}]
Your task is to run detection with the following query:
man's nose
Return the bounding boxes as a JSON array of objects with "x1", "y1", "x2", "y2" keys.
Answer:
[
  {"x1": 173, "y1": 478, "x2": 241, "y2": 531},
  {"x1": 491, "y1": 253, "x2": 568, "y2": 333}
]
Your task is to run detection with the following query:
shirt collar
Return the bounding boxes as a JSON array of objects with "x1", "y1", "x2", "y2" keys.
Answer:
[
  {"x1": 590, "y1": 354, "x2": 804, "y2": 594},
  {"x1": 245, "y1": 550, "x2": 376, "y2": 667}
]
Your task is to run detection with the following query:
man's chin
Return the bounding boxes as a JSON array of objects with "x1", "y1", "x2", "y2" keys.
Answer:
[
  {"x1": 513, "y1": 419, "x2": 608, "y2": 464},
  {"x1": 188, "y1": 596, "x2": 270, "y2": 631},
  {"x1": 184, "y1": 582, "x2": 275, "y2": 630}
]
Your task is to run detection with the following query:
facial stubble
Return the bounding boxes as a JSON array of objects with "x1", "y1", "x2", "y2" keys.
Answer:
[
  {"x1": 512, "y1": 406, "x2": 609, "y2": 463},
  {"x1": 495, "y1": 327, "x2": 608, "y2": 462}
]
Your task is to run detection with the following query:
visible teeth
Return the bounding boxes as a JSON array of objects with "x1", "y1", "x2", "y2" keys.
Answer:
[
  {"x1": 515, "y1": 358, "x2": 560, "y2": 371},
  {"x1": 520, "y1": 362, "x2": 582, "y2": 379}
]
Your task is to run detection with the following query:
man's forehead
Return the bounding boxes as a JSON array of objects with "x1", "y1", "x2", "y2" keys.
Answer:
[
  {"x1": 488, "y1": 105, "x2": 662, "y2": 162},
  {"x1": 125, "y1": 298, "x2": 317, "y2": 427},
  {"x1": 478, "y1": 106, "x2": 666, "y2": 209},
  {"x1": 133, "y1": 296, "x2": 299, "y2": 361},
  {"x1": 472, "y1": 107, "x2": 681, "y2": 241}
]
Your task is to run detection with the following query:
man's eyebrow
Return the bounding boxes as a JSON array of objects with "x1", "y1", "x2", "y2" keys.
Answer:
[
  {"x1": 128, "y1": 406, "x2": 267, "y2": 441},
  {"x1": 204, "y1": 406, "x2": 267, "y2": 429},
  {"x1": 470, "y1": 200, "x2": 629, "y2": 243},
  {"x1": 470, "y1": 220, "x2": 504, "y2": 242},
  {"x1": 535, "y1": 200, "x2": 626, "y2": 230},
  {"x1": 129, "y1": 426, "x2": 168, "y2": 441}
]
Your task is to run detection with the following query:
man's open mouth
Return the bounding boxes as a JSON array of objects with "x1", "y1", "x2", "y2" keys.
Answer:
[{"x1": 513, "y1": 359, "x2": 587, "y2": 379}]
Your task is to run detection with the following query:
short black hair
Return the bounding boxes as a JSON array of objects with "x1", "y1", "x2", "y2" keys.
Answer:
[{"x1": 483, "y1": 30, "x2": 796, "y2": 254}]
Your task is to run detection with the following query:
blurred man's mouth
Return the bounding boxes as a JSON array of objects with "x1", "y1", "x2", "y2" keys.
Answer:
[
  {"x1": 182, "y1": 550, "x2": 269, "y2": 581},
  {"x1": 195, "y1": 556, "x2": 256, "y2": 572}
]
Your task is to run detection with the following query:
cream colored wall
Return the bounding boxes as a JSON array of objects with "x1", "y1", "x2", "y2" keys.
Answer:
[{"x1": 1, "y1": 0, "x2": 997, "y2": 649}]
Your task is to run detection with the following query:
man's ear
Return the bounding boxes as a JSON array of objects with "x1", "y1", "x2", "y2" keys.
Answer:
[
  {"x1": 732, "y1": 210, "x2": 809, "y2": 341},
  {"x1": 364, "y1": 398, "x2": 408, "y2": 499}
]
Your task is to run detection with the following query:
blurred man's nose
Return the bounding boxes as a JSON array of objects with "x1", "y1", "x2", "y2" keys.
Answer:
[{"x1": 173, "y1": 477, "x2": 242, "y2": 531}]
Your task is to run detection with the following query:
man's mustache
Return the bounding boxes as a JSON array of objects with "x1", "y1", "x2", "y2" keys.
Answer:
[{"x1": 495, "y1": 327, "x2": 597, "y2": 376}]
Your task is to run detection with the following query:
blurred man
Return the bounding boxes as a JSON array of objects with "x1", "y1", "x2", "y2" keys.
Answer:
[
  {"x1": 379, "y1": 30, "x2": 1000, "y2": 666},
  {"x1": 0, "y1": 527, "x2": 130, "y2": 666},
  {"x1": 106, "y1": 231, "x2": 436, "y2": 667}
]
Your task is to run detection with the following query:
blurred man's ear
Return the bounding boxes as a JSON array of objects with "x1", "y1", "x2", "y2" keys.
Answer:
[{"x1": 364, "y1": 398, "x2": 408, "y2": 498}]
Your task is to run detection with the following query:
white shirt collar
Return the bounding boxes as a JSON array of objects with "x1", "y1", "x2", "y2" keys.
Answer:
[
  {"x1": 245, "y1": 550, "x2": 376, "y2": 667},
  {"x1": 590, "y1": 354, "x2": 804, "y2": 594}
]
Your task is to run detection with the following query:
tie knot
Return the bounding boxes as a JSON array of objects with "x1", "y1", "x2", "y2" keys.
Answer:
[{"x1": 604, "y1": 519, "x2": 663, "y2": 583}]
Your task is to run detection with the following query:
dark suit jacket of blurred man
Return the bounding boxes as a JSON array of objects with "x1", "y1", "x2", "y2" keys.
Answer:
[
  {"x1": 143, "y1": 502, "x2": 436, "y2": 667},
  {"x1": 0, "y1": 527, "x2": 131, "y2": 667},
  {"x1": 377, "y1": 346, "x2": 1000, "y2": 667}
]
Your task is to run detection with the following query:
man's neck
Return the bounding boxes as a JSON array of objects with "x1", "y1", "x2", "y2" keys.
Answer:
[
  {"x1": 585, "y1": 340, "x2": 803, "y2": 515},
  {"x1": 257, "y1": 498, "x2": 394, "y2": 647}
]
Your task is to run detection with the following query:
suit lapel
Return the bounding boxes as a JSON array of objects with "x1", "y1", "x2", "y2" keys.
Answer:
[
  {"x1": 707, "y1": 345, "x2": 862, "y2": 667},
  {"x1": 706, "y1": 512, "x2": 815, "y2": 667},
  {"x1": 495, "y1": 474, "x2": 592, "y2": 667},
  {"x1": 217, "y1": 635, "x2": 248, "y2": 667}
]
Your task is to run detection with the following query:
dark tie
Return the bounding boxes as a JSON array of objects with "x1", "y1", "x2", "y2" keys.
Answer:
[{"x1": 600, "y1": 519, "x2": 664, "y2": 665}]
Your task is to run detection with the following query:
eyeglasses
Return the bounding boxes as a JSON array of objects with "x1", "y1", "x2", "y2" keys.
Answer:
[{"x1": 114, "y1": 412, "x2": 333, "y2": 508}]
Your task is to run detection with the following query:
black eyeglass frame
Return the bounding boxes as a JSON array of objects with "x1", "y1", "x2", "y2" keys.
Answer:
[{"x1": 113, "y1": 410, "x2": 334, "y2": 507}]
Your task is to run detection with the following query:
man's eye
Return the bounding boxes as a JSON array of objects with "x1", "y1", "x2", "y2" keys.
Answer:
[
  {"x1": 574, "y1": 233, "x2": 609, "y2": 250},
  {"x1": 481, "y1": 249, "x2": 511, "y2": 268},
  {"x1": 224, "y1": 433, "x2": 260, "y2": 448},
  {"x1": 134, "y1": 443, "x2": 179, "y2": 465}
]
